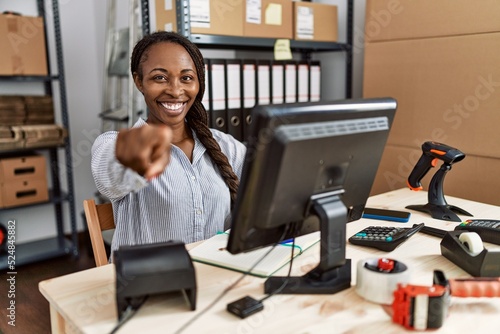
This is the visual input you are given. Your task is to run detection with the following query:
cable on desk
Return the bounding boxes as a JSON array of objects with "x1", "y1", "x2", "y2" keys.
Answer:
[
  {"x1": 259, "y1": 237, "x2": 296, "y2": 302},
  {"x1": 109, "y1": 296, "x2": 148, "y2": 334},
  {"x1": 173, "y1": 230, "x2": 290, "y2": 334},
  {"x1": 419, "y1": 225, "x2": 448, "y2": 238}
]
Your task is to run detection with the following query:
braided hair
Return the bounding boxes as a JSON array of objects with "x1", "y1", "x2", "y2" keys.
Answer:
[{"x1": 131, "y1": 31, "x2": 240, "y2": 204}]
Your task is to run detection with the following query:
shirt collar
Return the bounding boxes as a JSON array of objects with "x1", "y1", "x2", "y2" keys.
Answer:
[{"x1": 191, "y1": 129, "x2": 206, "y2": 165}]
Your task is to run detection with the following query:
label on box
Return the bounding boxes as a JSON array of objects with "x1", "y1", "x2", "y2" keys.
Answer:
[
  {"x1": 297, "y1": 6, "x2": 314, "y2": 39},
  {"x1": 265, "y1": 3, "x2": 282, "y2": 26},
  {"x1": 163, "y1": 0, "x2": 173, "y2": 10},
  {"x1": 190, "y1": 0, "x2": 210, "y2": 28},
  {"x1": 246, "y1": 0, "x2": 261, "y2": 24},
  {"x1": 164, "y1": 22, "x2": 173, "y2": 31}
]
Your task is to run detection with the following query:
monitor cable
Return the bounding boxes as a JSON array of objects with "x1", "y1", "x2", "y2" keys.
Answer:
[
  {"x1": 225, "y1": 232, "x2": 297, "y2": 319},
  {"x1": 173, "y1": 236, "x2": 284, "y2": 334},
  {"x1": 259, "y1": 237, "x2": 296, "y2": 302}
]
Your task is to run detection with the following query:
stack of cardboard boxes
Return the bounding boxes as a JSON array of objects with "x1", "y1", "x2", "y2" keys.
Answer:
[
  {"x1": 0, "y1": 95, "x2": 54, "y2": 126},
  {"x1": 154, "y1": 0, "x2": 338, "y2": 42},
  {"x1": 0, "y1": 12, "x2": 67, "y2": 151},
  {"x1": 0, "y1": 95, "x2": 67, "y2": 150},
  {"x1": 0, "y1": 155, "x2": 49, "y2": 208},
  {"x1": 363, "y1": 0, "x2": 500, "y2": 206}
]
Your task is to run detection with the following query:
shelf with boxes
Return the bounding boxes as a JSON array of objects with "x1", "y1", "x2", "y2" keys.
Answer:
[
  {"x1": 135, "y1": 0, "x2": 354, "y2": 141},
  {"x1": 0, "y1": 152, "x2": 74, "y2": 268},
  {"x1": 0, "y1": 0, "x2": 78, "y2": 270},
  {"x1": 145, "y1": 0, "x2": 352, "y2": 87}
]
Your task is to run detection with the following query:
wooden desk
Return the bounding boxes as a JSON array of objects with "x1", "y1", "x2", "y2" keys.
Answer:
[{"x1": 39, "y1": 189, "x2": 500, "y2": 333}]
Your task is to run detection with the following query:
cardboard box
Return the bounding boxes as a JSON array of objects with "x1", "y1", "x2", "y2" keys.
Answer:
[
  {"x1": 0, "y1": 95, "x2": 54, "y2": 125},
  {"x1": 364, "y1": 1, "x2": 500, "y2": 206},
  {"x1": 0, "y1": 96, "x2": 26, "y2": 125},
  {"x1": 0, "y1": 155, "x2": 46, "y2": 183},
  {"x1": 0, "y1": 178, "x2": 49, "y2": 208},
  {"x1": 155, "y1": 0, "x2": 293, "y2": 39},
  {"x1": 0, "y1": 14, "x2": 48, "y2": 75},
  {"x1": 154, "y1": 0, "x2": 177, "y2": 32},
  {"x1": 11, "y1": 124, "x2": 68, "y2": 149},
  {"x1": 0, "y1": 126, "x2": 24, "y2": 151},
  {"x1": 24, "y1": 95, "x2": 55, "y2": 124},
  {"x1": 371, "y1": 144, "x2": 500, "y2": 207},
  {"x1": 155, "y1": 0, "x2": 244, "y2": 37},
  {"x1": 365, "y1": 0, "x2": 500, "y2": 42},
  {"x1": 0, "y1": 125, "x2": 66, "y2": 150},
  {"x1": 293, "y1": 2, "x2": 338, "y2": 42},
  {"x1": 244, "y1": 0, "x2": 292, "y2": 39},
  {"x1": 364, "y1": 33, "x2": 500, "y2": 160}
]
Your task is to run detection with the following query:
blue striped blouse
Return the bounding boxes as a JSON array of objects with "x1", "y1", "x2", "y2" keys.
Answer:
[{"x1": 91, "y1": 118, "x2": 246, "y2": 256}]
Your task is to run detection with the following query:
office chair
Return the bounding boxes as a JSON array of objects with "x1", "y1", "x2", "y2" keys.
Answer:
[{"x1": 83, "y1": 199, "x2": 115, "y2": 267}]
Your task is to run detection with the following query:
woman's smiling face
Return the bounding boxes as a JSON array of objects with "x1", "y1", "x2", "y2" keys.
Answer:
[{"x1": 133, "y1": 42, "x2": 199, "y2": 127}]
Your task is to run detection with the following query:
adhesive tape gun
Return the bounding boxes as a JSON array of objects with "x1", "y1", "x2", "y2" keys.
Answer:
[
  {"x1": 392, "y1": 270, "x2": 500, "y2": 331},
  {"x1": 356, "y1": 257, "x2": 411, "y2": 305}
]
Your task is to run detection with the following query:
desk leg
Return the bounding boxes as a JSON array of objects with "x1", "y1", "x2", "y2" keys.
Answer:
[{"x1": 50, "y1": 305, "x2": 65, "y2": 334}]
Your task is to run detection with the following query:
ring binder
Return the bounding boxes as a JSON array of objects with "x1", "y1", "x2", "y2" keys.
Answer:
[
  {"x1": 271, "y1": 60, "x2": 285, "y2": 104},
  {"x1": 226, "y1": 59, "x2": 243, "y2": 141},
  {"x1": 284, "y1": 60, "x2": 298, "y2": 103},
  {"x1": 208, "y1": 59, "x2": 227, "y2": 133},
  {"x1": 242, "y1": 59, "x2": 257, "y2": 142},
  {"x1": 256, "y1": 60, "x2": 271, "y2": 106},
  {"x1": 298, "y1": 60, "x2": 310, "y2": 102}
]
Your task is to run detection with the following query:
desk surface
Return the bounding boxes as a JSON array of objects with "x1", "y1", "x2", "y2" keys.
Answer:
[{"x1": 39, "y1": 189, "x2": 500, "y2": 334}]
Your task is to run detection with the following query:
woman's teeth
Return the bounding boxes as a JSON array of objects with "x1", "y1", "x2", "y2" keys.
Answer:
[{"x1": 161, "y1": 102, "x2": 184, "y2": 110}]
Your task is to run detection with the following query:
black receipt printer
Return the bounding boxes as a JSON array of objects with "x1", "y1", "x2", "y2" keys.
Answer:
[{"x1": 113, "y1": 240, "x2": 197, "y2": 320}]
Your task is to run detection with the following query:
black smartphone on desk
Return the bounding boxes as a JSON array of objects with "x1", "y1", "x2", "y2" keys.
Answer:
[{"x1": 362, "y1": 207, "x2": 411, "y2": 223}]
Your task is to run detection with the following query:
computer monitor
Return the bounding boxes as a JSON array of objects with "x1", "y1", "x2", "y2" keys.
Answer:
[{"x1": 226, "y1": 97, "x2": 397, "y2": 294}]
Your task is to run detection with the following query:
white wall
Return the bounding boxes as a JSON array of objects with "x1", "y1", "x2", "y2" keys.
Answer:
[
  {"x1": 1, "y1": 0, "x2": 367, "y2": 243},
  {"x1": 57, "y1": 0, "x2": 108, "y2": 235}
]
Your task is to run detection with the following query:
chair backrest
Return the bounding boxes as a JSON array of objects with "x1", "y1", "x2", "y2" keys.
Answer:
[{"x1": 83, "y1": 199, "x2": 115, "y2": 267}]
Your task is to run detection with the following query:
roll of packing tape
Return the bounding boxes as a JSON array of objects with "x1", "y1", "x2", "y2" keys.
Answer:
[
  {"x1": 356, "y1": 258, "x2": 411, "y2": 305},
  {"x1": 458, "y1": 232, "x2": 484, "y2": 256}
]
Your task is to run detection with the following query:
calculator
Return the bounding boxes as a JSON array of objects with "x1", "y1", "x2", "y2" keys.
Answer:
[{"x1": 349, "y1": 223, "x2": 424, "y2": 252}]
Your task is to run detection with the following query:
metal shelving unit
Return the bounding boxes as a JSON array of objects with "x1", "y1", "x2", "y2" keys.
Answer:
[
  {"x1": 140, "y1": 0, "x2": 354, "y2": 98},
  {"x1": 0, "y1": 0, "x2": 78, "y2": 270}
]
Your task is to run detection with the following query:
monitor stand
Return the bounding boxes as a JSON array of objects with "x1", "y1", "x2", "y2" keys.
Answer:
[{"x1": 264, "y1": 195, "x2": 351, "y2": 294}]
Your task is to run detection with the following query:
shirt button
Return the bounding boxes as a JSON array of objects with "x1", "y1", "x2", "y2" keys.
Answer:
[
  {"x1": 196, "y1": 209, "x2": 202, "y2": 215},
  {"x1": 191, "y1": 175, "x2": 196, "y2": 180}
]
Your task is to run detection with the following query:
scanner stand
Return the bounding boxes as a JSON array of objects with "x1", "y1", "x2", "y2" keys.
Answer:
[
  {"x1": 440, "y1": 231, "x2": 500, "y2": 277},
  {"x1": 264, "y1": 195, "x2": 351, "y2": 295},
  {"x1": 406, "y1": 163, "x2": 472, "y2": 222}
]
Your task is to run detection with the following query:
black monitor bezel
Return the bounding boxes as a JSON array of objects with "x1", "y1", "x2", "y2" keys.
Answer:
[{"x1": 227, "y1": 97, "x2": 397, "y2": 256}]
